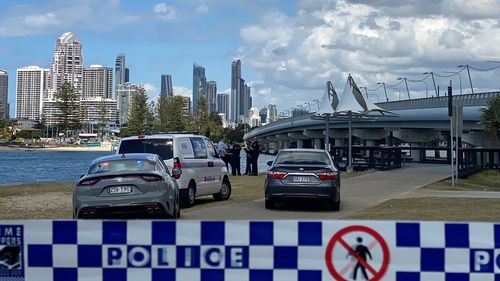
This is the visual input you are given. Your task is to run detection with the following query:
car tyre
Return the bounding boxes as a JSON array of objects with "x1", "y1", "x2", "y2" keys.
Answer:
[
  {"x1": 329, "y1": 197, "x2": 340, "y2": 211},
  {"x1": 213, "y1": 179, "x2": 231, "y2": 201},
  {"x1": 182, "y1": 183, "x2": 196, "y2": 208},
  {"x1": 265, "y1": 198, "x2": 275, "y2": 209}
]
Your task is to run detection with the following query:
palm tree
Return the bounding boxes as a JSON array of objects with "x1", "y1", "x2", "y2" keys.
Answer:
[{"x1": 480, "y1": 96, "x2": 500, "y2": 140}]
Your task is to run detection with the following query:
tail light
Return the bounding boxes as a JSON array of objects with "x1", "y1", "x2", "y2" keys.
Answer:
[
  {"x1": 315, "y1": 172, "x2": 337, "y2": 181},
  {"x1": 140, "y1": 175, "x2": 163, "y2": 182},
  {"x1": 78, "y1": 178, "x2": 100, "y2": 186},
  {"x1": 172, "y1": 157, "x2": 181, "y2": 179},
  {"x1": 267, "y1": 171, "x2": 287, "y2": 179}
]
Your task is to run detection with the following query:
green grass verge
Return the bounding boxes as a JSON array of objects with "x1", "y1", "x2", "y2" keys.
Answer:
[
  {"x1": 343, "y1": 197, "x2": 500, "y2": 222},
  {"x1": 424, "y1": 169, "x2": 500, "y2": 191}
]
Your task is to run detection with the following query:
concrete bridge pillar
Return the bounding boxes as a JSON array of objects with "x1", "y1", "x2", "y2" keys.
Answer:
[
  {"x1": 296, "y1": 139, "x2": 304, "y2": 148},
  {"x1": 410, "y1": 142, "x2": 421, "y2": 162},
  {"x1": 314, "y1": 139, "x2": 322, "y2": 149},
  {"x1": 334, "y1": 138, "x2": 343, "y2": 147},
  {"x1": 284, "y1": 141, "x2": 290, "y2": 149}
]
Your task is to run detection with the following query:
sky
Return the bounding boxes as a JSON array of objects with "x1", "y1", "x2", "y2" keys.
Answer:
[{"x1": 2, "y1": 0, "x2": 500, "y2": 116}]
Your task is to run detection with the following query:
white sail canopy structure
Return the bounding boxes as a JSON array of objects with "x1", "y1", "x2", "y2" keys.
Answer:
[
  {"x1": 316, "y1": 81, "x2": 339, "y2": 116},
  {"x1": 335, "y1": 75, "x2": 392, "y2": 116}
]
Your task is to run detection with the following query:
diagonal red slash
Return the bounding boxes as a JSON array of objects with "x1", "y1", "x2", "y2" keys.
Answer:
[
  {"x1": 338, "y1": 237, "x2": 377, "y2": 276},
  {"x1": 339, "y1": 239, "x2": 378, "y2": 276}
]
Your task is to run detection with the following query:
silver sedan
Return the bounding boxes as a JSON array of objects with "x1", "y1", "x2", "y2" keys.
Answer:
[
  {"x1": 264, "y1": 148, "x2": 341, "y2": 211},
  {"x1": 73, "y1": 153, "x2": 180, "y2": 219}
]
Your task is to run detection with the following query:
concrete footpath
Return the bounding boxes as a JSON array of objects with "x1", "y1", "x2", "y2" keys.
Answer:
[{"x1": 183, "y1": 163, "x2": 487, "y2": 220}]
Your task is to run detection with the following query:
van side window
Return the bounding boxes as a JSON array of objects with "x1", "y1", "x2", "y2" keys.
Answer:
[
  {"x1": 204, "y1": 138, "x2": 217, "y2": 158},
  {"x1": 178, "y1": 138, "x2": 195, "y2": 159},
  {"x1": 190, "y1": 137, "x2": 207, "y2": 159}
]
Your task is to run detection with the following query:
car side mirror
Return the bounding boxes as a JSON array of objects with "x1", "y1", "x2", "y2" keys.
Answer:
[
  {"x1": 267, "y1": 160, "x2": 273, "y2": 166},
  {"x1": 171, "y1": 168, "x2": 182, "y2": 179}
]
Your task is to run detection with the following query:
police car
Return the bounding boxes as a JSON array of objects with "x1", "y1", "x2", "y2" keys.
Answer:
[{"x1": 117, "y1": 133, "x2": 231, "y2": 207}]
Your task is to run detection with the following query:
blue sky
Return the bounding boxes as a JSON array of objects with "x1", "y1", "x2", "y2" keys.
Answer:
[{"x1": 2, "y1": 0, "x2": 500, "y2": 116}]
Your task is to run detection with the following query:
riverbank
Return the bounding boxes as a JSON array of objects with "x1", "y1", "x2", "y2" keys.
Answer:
[
  {"x1": 0, "y1": 169, "x2": 498, "y2": 220},
  {"x1": 0, "y1": 144, "x2": 113, "y2": 152}
]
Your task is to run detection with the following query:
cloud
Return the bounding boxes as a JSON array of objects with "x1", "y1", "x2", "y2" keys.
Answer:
[
  {"x1": 0, "y1": 1, "x2": 139, "y2": 37},
  {"x1": 196, "y1": 5, "x2": 209, "y2": 14},
  {"x1": 238, "y1": 0, "x2": 500, "y2": 111},
  {"x1": 154, "y1": 3, "x2": 177, "y2": 21},
  {"x1": 173, "y1": 86, "x2": 192, "y2": 98},
  {"x1": 143, "y1": 83, "x2": 159, "y2": 101}
]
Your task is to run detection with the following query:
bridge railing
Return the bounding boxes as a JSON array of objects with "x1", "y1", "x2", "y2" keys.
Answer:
[
  {"x1": 376, "y1": 91, "x2": 499, "y2": 111},
  {"x1": 328, "y1": 145, "x2": 499, "y2": 176}
]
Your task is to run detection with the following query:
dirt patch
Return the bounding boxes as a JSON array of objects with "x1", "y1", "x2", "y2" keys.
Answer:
[{"x1": 0, "y1": 192, "x2": 72, "y2": 219}]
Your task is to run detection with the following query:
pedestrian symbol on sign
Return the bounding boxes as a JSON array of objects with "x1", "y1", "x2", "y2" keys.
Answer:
[
  {"x1": 325, "y1": 225, "x2": 390, "y2": 281},
  {"x1": 347, "y1": 237, "x2": 373, "y2": 280}
]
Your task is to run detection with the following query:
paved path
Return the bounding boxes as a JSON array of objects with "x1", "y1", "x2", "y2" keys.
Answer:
[{"x1": 182, "y1": 163, "x2": 453, "y2": 220}]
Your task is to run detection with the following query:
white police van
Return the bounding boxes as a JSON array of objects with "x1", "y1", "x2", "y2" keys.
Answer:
[{"x1": 117, "y1": 133, "x2": 231, "y2": 207}]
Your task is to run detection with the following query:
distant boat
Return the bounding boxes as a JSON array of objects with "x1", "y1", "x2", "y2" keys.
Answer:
[{"x1": 85, "y1": 141, "x2": 101, "y2": 147}]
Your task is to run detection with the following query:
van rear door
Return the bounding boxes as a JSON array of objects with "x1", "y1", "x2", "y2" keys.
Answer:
[{"x1": 117, "y1": 138, "x2": 174, "y2": 160}]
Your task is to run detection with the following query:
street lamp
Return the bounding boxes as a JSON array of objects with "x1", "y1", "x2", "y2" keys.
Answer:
[
  {"x1": 457, "y1": 65, "x2": 474, "y2": 94},
  {"x1": 359, "y1": 86, "x2": 369, "y2": 98},
  {"x1": 442, "y1": 71, "x2": 462, "y2": 95},
  {"x1": 304, "y1": 102, "x2": 311, "y2": 112},
  {"x1": 397, "y1": 77, "x2": 411, "y2": 99},
  {"x1": 376, "y1": 82, "x2": 389, "y2": 102},
  {"x1": 313, "y1": 99, "x2": 321, "y2": 110},
  {"x1": 423, "y1": 72, "x2": 438, "y2": 97},
  {"x1": 406, "y1": 79, "x2": 428, "y2": 98}
]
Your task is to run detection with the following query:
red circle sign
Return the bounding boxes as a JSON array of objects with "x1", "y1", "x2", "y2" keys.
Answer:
[{"x1": 324, "y1": 225, "x2": 390, "y2": 281}]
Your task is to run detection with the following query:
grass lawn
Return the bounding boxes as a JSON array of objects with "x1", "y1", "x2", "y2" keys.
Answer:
[{"x1": 343, "y1": 169, "x2": 500, "y2": 222}]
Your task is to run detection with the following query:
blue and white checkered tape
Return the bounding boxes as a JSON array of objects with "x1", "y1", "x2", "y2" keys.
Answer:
[{"x1": 0, "y1": 220, "x2": 498, "y2": 281}]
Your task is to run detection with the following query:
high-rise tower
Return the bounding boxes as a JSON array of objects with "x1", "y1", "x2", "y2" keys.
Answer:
[
  {"x1": 0, "y1": 70, "x2": 7, "y2": 119},
  {"x1": 192, "y1": 63, "x2": 207, "y2": 114},
  {"x1": 16, "y1": 66, "x2": 48, "y2": 120},
  {"x1": 160, "y1": 74, "x2": 173, "y2": 97},
  {"x1": 207, "y1": 81, "x2": 217, "y2": 114},
  {"x1": 48, "y1": 32, "x2": 83, "y2": 99},
  {"x1": 230, "y1": 60, "x2": 241, "y2": 123},
  {"x1": 83, "y1": 65, "x2": 113, "y2": 100}
]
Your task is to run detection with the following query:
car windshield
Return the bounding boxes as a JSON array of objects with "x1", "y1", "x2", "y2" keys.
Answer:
[
  {"x1": 118, "y1": 139, "x2": 174, "y2": 160},
  {"x1": 88, "y1": 159, "x2": 156, "y2": 174},
  {"x1": 275, "y1": 151, "x2": 330, "y2": 165}
]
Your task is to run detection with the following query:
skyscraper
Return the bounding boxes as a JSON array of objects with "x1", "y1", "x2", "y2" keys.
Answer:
[
  {"x1": 82, "y1": 65, "x2": 113, "y2": 100},
  {"x1": 160, "y1": 74, "x2": 173, "y2": 97},
  {"x1": 115, "y1": 53, "x2": 126, "y2": 86},
  {"x1": 16, "y1": 66, "x2": 48, "y2": 121},
  {"x1": 0, "y1": 70, "x2": 7, "y2": 119},
  {"x1": 48, "y1": 32, "x2": 83, "y2": 99},
  {"x1": 267, "y1": 104, "x2": 277, "y2": 124},
  {"x1": 216, "y1": 93, "x2": 229, "y2": 121},
  {"x1": 192, "y1": 63, "x2": 207, "y2": 114},
  {"x1": 230, "y1": 60, "x2": 241, "y2": 123},
  {"x1": 207, "y1": 81, "x2": 217, "y2": 114}
]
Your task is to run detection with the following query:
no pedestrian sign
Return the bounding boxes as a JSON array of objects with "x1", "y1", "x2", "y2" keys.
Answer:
[{"x1": 325, "y1": 225, "x2": 390, "y2": 281}]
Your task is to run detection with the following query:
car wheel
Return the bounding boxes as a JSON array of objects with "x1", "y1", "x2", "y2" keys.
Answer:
[
  {"x1": 265, "y1": 198, "x2": 275, "y2": 209},
  {"x1": 182, "y1": 183, "x2": 196, "y2": 208},
  {"x1": 329, "y1": 195, "x2": 340, "y2": 211},
  {"x1": 175, "y1": 195, "x2": 181, "y2": 218},
  {"x1": 213, "y1": 179, "x2": 231, "y2": 201}
]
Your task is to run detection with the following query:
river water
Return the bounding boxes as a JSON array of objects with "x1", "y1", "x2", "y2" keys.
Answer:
[{"x1": 0, "y1": 150, "x2": 276, "y2": 185}]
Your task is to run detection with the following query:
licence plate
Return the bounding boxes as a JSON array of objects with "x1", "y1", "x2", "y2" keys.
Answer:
[
  {"x1": 293, "y1": 176, "x2": 310, "y2": 183},
  {"x1": 109, "y1": 186, "x2": 132, "y2": 194}
]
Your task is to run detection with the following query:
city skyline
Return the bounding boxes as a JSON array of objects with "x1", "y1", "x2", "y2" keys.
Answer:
[{"x1": 2, "y1": 1, "x2": 500, "y2": 117}]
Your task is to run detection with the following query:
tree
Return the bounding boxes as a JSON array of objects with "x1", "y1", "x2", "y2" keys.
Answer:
[
  {"x1": 55, "y1": 82, "x2": 80, "y2": 138},
  {"x1": 127, "y1": 87, "x2": 149, "y2": 135},
  {"x1": 157, "y1": 95, "x2": 188, "y2": 132},
  {"x1": 480, "y1": 95, "x2": 500, "y2": 140},
  {"x1": 194, "y1": 96, "x2": 208, "y2": 133}
]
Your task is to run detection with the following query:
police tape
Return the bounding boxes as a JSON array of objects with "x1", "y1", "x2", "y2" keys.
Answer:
[{"x1": 0, "y1": 220, "x2": 498, "y2": 281}]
